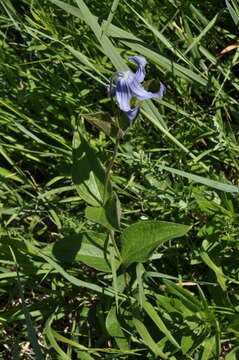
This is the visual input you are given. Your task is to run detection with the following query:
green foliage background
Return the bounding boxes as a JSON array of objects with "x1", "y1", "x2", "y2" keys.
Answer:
[{"x1": 0, "y1": 0, "x2": 239, "y2": 359}]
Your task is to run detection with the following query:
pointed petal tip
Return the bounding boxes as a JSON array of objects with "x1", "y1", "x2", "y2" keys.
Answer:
[
  {"x1": 128, "y1": 56, "x2": 147, "y2": 83},
  {"x1": 128, "y1": 56, "x2": 147, "y2": 67},
  {"x1": 158, "y1": 82, "x2": 166, "y2": 97},
  {"x1": 125, "y1": 106, "x2": 139, "y2": 122}
]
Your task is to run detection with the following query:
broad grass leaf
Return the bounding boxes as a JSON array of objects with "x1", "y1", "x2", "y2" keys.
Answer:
[
  {"x1": 45, "y1": 316, "x2": 72, "y2": 360},
  {"x1": 106, "y1": 306, "x2": 129, "y2": 350},
  {"x1": 184, "y1": 13, "x2": 220, "y2": 56},
  {"x1": 72, "y1": 129, "x2": 112, "y2": 206},
  {"x1": 46, "y1": 314, "x2": 135, "y2": 356},
  {"x1": 0, "y1": 166, "x2": 24, "y2": 183},
  {"x1": 120, "y1": 221, "x2": 190, "y2": 267},
  {"x1": 101, "y1": 0, "x2": 120, "y2": 37}
]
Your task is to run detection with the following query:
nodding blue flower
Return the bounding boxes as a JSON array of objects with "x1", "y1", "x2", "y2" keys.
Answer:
[{"x1": 108, "y1": 56, "x2": 165, "y2": 123}]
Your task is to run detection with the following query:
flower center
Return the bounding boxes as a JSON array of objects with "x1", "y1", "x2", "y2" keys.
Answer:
[{"x1": 122, "y1": 73, "x2": 128, "y2": 79}]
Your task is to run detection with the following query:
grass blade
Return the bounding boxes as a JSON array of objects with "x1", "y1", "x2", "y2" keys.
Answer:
[
  {"x1": 159, "y1": 165, "x2": 239, "y2": 193},
  {"x1": 25, "y1": 242, "x2": 122, "y2": 298},
  {"x1": 9, "y1": 247, "x2": 45, "y2": 360},
  {"x1": 102, "y1": 0, "x2": 120, "y2": 36},
  {"x1": 226, "y1": 0, "x2": 239, "y2": 26},
  {"x1": 184, "y1": 12, "x2": 220, "y2": 55}
]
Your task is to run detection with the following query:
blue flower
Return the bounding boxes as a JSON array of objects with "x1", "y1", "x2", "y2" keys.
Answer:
[{"x1": 109, "y1": 56, "x2": 165, "y2": 122}]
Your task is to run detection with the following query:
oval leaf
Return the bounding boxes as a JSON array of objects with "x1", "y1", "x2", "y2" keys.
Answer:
[
  {"x1": 85, "y1": 193, "x2": 121, "y2": 230},
  {"x1": 52, "y1": 232, "x2": 117, "y2": 272},
  {"x1": 72, "y1": 130, "x2": 112, "y2": 206},
  {"x1": 75, "y1": 232, "x2": 114, "y2": 272},
  {"x1": 106, "y1": 307, "x2": 129, "y2": 350},
  {"x1": 120, "y1": 221, "x2": 190, "y2": 267}
]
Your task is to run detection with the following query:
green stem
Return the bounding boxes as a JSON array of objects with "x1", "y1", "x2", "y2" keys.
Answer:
[
  {"x1": 103, "y1": 136, "x2": 120, "y2": 205},
  {"x1": 109, "y1": 229, "x2": 122, "y2": 262},
  {"x1": 103, "y1": 135, "x2": 122, "y2": 260}
]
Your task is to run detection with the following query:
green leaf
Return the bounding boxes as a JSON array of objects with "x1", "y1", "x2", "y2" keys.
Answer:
[
  {"x1": 142, "y1": 298, "x2": 180, "y2": 349},
  {"x1": 106, "y1": 307, "x2": 129, "y2": 350},
  {"x1": 226, "y1": 0, "x2": 239, "y2": 26},
  {"x1": 85, "y1": 194, "x2": 121, "y2": 230},
  {"x1": 120, "y1": 221, "x2": 190, "y2": 267},
  {"x1": 9, "y1": 248, "x2": 45, "y2": 360},
  {"x1": 184, "y1": 13, "x2": 220, "y2": 55},
  {"x1": 72, "y1": 129, "x2": 112, "y2": 206},
  {"x1": 75, "y1": 232, "x2": 115, "y2": 272},
  {"x1": 82, "y1": 112, "x2": 125, "y2": 138},
  {"x1": 181, "y1": 335, "x2": 194, "y2": 355},
  {"x1": 101, "y1": 0, "x2": 120, "y2": 37},
  {"x1": 27, "y1": 242, "x2": 117, "y2": 297},
  {"x1": 45, "y1": 316, "x2": 72, "y2": 360},
  {"x1": 200, "y1": 251, "x2": 227, "y2": 291},
  {"x1": 164, "y1": 280, "x2": 202, "y2": 313},
  {"x1": 85, "y1": 206, "x2": 114, "y2": 230},
  {"x1": 159, "y1": 165, "x2": 239, "y2": 193},
  {"x1": 225, "y1": 347, "x2": 239, "y2": 360},
  {"x1": 200, "y1": 336, "x2": 216, "y2": 360},
  {"x1": 51, "y1": 231, "x2": 114, "y2": 272},
  {"x1": 133, "y1": 318, "x2": 168, "y2": 359},
  {"x1": 0, "y1": 166, "x2": 24, "y2": 183}
]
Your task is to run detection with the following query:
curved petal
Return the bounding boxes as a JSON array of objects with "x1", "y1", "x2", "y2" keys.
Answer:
[
  {"x1": 115, "y1": 77, "x2": 132, "y2": 112},
  {"x1": 157, "y1": 82, "x2": 166, "y2": 98},
  {"x1": 115, "y1": 74, "x2": 139, "y2": 122},
  {"x1": 128, "y1": 56, "x2": 147, "y2": 83},
  {"x1": 130, "y1": 80, "x2": 166, "y2": 101}
]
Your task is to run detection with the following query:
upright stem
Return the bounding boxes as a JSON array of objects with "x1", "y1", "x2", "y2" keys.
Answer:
[
  {"x1": 104, "y1": 136, "x2": 121, "y2": 261},
  {"x1": 109, "y1": 229, "x2": 122, "y2": 262},
  {"x1": 103, "y1": 136, "x2": 120, "y2": 205}
]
